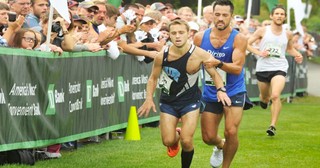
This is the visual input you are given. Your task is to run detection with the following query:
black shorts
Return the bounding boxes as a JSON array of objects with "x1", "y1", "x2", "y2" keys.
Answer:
[
  {"x1": 202, "y1": 92, "x2": 252, "y2": 114},
  {"x1": 256, "y1": 71, "x2": 286, "y2": 83},
  {"x1": 160, "y1": 100, "x2": 202, "y2": 118}
]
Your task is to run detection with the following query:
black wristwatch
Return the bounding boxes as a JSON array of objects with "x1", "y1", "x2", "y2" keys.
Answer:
[
  {"x1": 216, "y1": 61, "x2": 224, "y2": 68},
  {"x1": 217, "y1": 87, "x2": 226, "y2": 92}
]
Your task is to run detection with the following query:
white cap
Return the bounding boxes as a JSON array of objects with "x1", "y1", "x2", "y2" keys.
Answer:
[
  {"x1": 234, "y1": 15, "x2": 244, "y2": 22},
  {"x1": 140, "y1": 16, "x2": 155, "y2": 25},
  {"x1": 188, "y1": 21, "x2": 200, "y2": 32}
]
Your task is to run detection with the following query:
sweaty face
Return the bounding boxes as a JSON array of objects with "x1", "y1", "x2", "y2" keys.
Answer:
[
  {"x1": 169, "y1": 24, "x2": 189, "y2": 48},
  {"x1": 213, "y1": 5, "x2": 232, "y2": 31}
]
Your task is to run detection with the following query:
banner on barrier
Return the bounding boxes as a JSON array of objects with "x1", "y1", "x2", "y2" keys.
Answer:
[{"x1": 0, "y1": 48, "x2": 158, "y2": 152}]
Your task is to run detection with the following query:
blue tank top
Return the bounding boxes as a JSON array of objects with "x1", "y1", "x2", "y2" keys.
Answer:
[
  {"x1": 200, "y1": 28, "x2": 246, "y2": 102},
  {"x1": 159, "y1": 45, "x2": 201, "y2": 105}
]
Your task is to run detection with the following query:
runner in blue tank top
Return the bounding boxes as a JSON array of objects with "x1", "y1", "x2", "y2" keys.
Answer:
[
  {"x1": 138, "y1": 20, "x2": 231, "y2": 168},
  {"x1": 194, "y1": 1, "x2": 252, "y2": 167}
]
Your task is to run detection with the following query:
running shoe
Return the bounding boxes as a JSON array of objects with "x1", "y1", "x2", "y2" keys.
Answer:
[
  {"x1": 260, "y1": 101, "x2": 268, "y2": 109},
  {"x1": 266, "y1": 126, "x2": 276, "y2": 136},
  {"x1": 167, "y1": 127, "x2": 181, "y2": 157},
  {"x1": 210, "y1": 139, "x2": 224, "y2": 168}
]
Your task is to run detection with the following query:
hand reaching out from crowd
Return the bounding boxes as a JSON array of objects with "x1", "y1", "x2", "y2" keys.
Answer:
[{"x1": 85, "y1": 43, "x2": 103, "y2": 52}]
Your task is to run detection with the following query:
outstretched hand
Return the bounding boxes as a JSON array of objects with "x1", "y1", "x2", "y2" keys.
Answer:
[
  {"x1": 137, "y1": 99, "x2": 156, "y2": 117},
  {"x1": 217, "y1": 92, "x2": 231, "y2": 106}
]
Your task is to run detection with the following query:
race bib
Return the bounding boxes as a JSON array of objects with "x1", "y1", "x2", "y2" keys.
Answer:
[
  {"x1": 266, "y1": 43, "x2": 281, "y2": 58},
  {"x1": 204, "y1": 68, "x2": 226, "y2": 86},
  {"x1": 159, "y1": 72, "x2": 173, "y2": 95}
]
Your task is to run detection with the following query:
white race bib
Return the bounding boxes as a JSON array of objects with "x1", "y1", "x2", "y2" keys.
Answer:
[
  {"x1": 266, "y1": 43, "x2": 281, "y2": 58},
  {"x1": 159, "y1": 72, "x2": 173, "y2": 94},
  {"x1": 204, "y1": 68, "x2": 226, "y2": 86}
]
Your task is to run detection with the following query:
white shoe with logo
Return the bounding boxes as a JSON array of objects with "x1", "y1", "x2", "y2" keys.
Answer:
[{"x1": 210, "y1": 140, "x2": 224, "y2": 168}]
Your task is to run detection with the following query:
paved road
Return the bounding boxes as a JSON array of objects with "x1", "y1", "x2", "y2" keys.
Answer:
[{"x1": 307, "y1": 61, "x2": 320, "y2": 97}]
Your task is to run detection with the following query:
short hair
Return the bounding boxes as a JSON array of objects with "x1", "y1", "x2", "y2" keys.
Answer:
[
  {"x1": 177, "y1": 6, "x2": 193, "y2": 16},
  {"x1": 135, "y1": 3, "x2": 145, "y2": 10},
  {"x1": 168, "y1": 19, "x2": 190, "y2": 33},
  {"x1": 144, "y1": 10, "x2": 162, "y2": 22},
  {"x1": 203, "y1": 5, "x2": 212, "y2": 14},
  {"x1": 105, "y1": 3, "x2": 119, "y2": 17},
  {"x1": 165, "y1": 3, "x2": 174, "y2": 9},
  {"x1": 123, "y1": 3, "x2": 139, "y2": 11},
  {"x1": 31, "y1": 0, "x2": 47, "y2": 5},
  {"x1": 271, "y1": 5, "x2": 286, "y2": 16},
  {"x1": 0, "y1": 2, "x2": 9, "y2": 10},
  {"x1": 212, "y1": 0, "x2": 234, "y2": 14}
]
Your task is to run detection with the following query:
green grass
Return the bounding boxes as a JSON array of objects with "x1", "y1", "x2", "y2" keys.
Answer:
[
  {"x1": 2, "y1": 96, "x2": 320, "y2": 168},
  {"x1": 309, "y1": 56, "x2": 320, "y2": 64}
]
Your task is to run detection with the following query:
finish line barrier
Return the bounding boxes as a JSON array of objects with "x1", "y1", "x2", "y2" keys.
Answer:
[{"x1": 0, "y1": 48, "x2": 307, "y2": 151}]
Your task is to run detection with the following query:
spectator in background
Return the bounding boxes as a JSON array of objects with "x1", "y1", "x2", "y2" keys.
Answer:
[
  {"x1": 40, "y1": 12, "x2": 76, "y2": 51},
  {"x1": 0, "y1": 2, "x2": 9, "y2": 36},
  {"x1": 187, "y1": 21, "x2": 199, "y2": 43},
  {"x1": 291, "y1": 30, "x2": 305, "y2": 52},
  {"x1": 202, "y1": 5, "x2": 213, "y2": 28},
  {"x1": 177, "y1": 6, "x2": 194, "y2": 22},
  {"x1": 68, "y1": 0, "x2": 78, "y2": 16},
  {"x1": 1, "y1": 15, "x2": 25, "y2": 47},
  {"x1": 73, "y1": 16, "x2": 90, "y2": 44},
  {"x1": 232, "y1": 15, "x2": 249, "y2": 35},
  {"x1": 2, "y1": 10, "x2": 26, "y2": 47},
  {"x1": 96, "y1": 2, "x2": 122, "y2": 60},
  {"x1": 159, "y1": 25, "x2": 169, "y2": 43},
  {"x1": 134, "y1": 3, "x2": 145, "y2": 22},
  {"x1": 76, "y1": 0, "x2": 99, "y2": 21},
  {"x1": 9, "y1": 0, "x2": 31, "y2": 16},
  {"x1": 303, "y1": 26, "x2": 318, "y2": 59},
  {"x1": 23, "y1": 0, "x2": 49, "y2": 32},
  {"x1": 92, "y1": 1, "x2": 130, "y2": 47},
  {"x1": 33, "y1": 29, "x2": 63, "y2": 54},
  {"x1": 150, "y1": 2, "x2": 168, "y2": 17},
  {"x1": 165, "y1": 3, "x2": 174, "y2": 15},
  {"x1": 116, "y1": 4, "x2": 157, "y2": 60},
  {"x1": 247, "y1": 18, "x2": 260, "y2": 34},
  {"x1": 261, "y1": 19, "x2": 271, "y2": 27},
  {"x1": 138, "y1": 16, "x2": 165, "y2": 57},
  {"x1": 144, "y1": 10, "x2": 163, "y2": 28},
  {"x1": 88, "y1": 1, "x2": 106, "y2": 38},
  {"x1": 12, "y1": 28, "x2": 37, "y2": 49},
  {"x1": 116, "y1": 3, "x2": 139, "y2": 42}
]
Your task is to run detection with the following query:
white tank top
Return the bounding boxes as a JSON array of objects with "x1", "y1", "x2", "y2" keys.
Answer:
[{"x1": 256, "y1": 26, "x2": 288, "y2": 72}]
